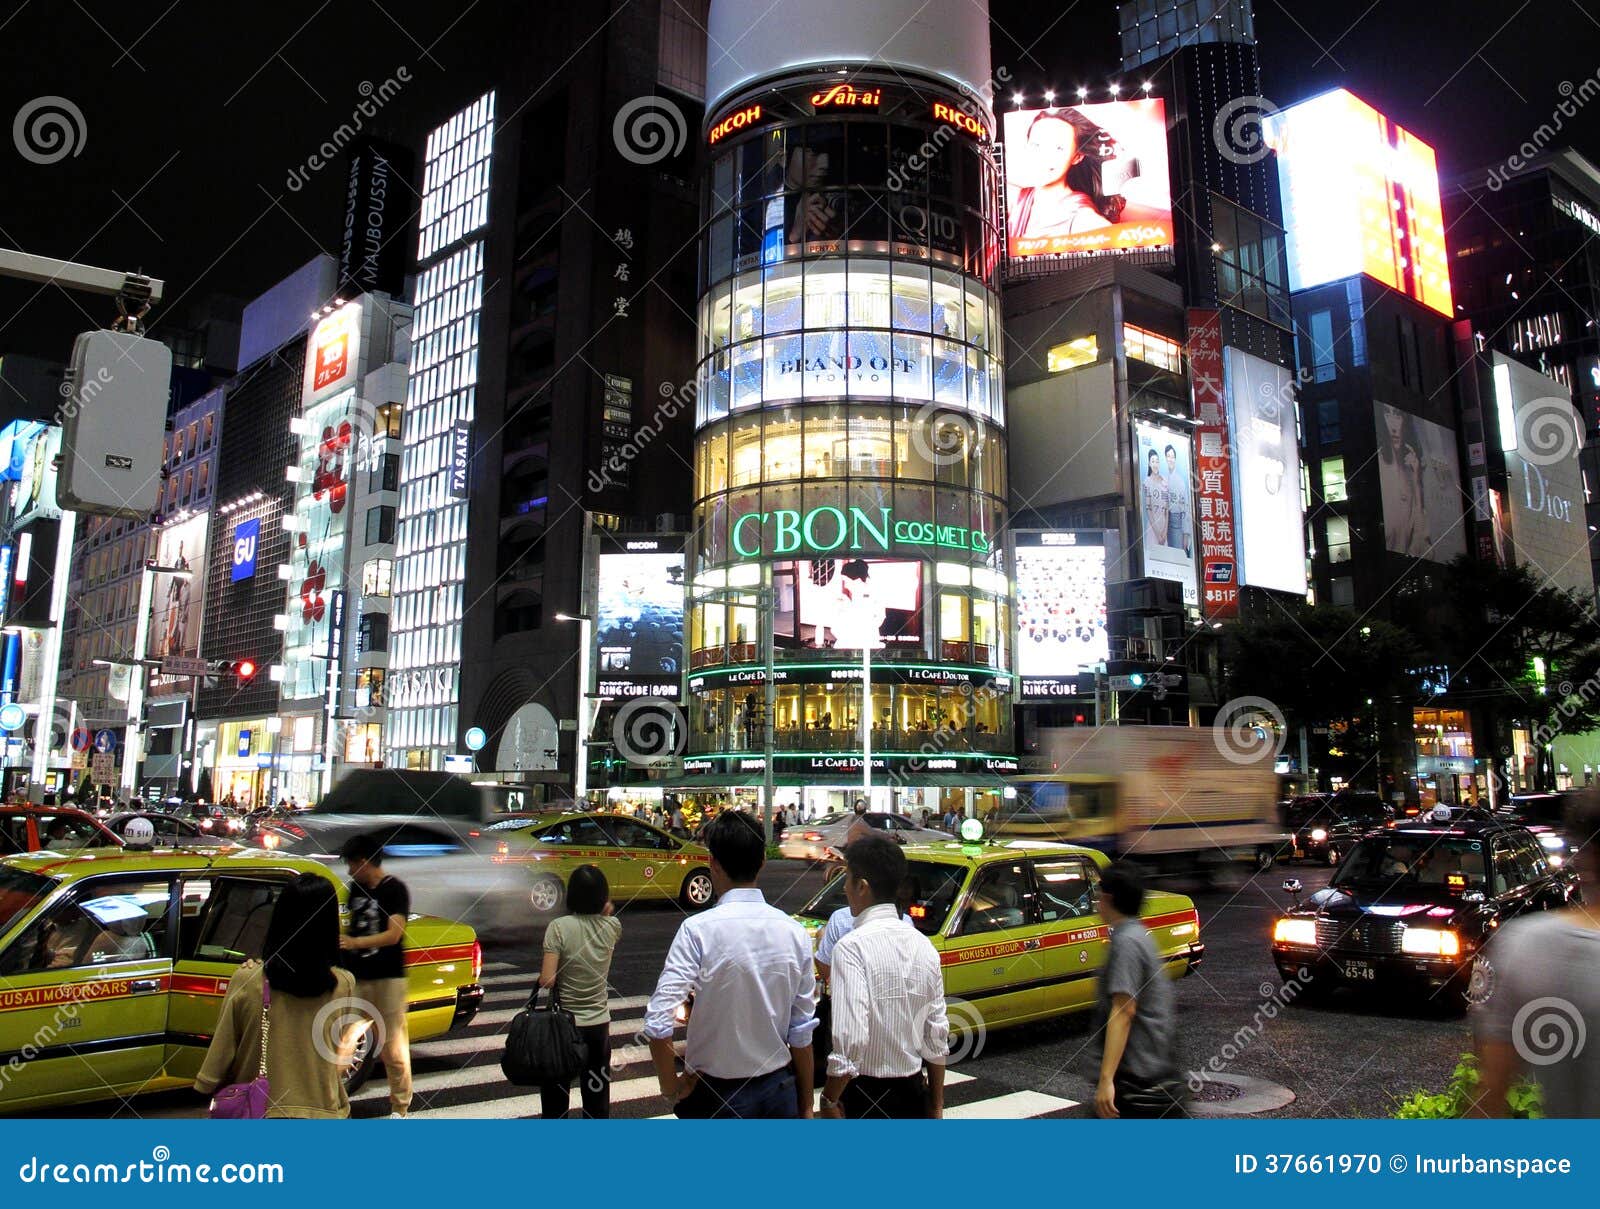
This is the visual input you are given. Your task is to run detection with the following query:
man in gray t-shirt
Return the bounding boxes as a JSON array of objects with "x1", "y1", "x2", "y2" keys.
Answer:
[
  {"x1": 1475, "y1": 797, "x2": 1600, "y2": 1118},
  {"x1": 1093, "y1": 861, "x2": 1181, "y2": 1118}
]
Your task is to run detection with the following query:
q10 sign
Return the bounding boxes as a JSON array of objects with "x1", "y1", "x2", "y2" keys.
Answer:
[{"x1": 1266, "y1": 89, "x2": 1453, "y2": 317}]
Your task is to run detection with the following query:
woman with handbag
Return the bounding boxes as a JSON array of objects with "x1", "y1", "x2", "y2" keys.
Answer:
[
  {"x1": 196, "y1": 873, "x2": 356, "y2": 1119},
  {"x1": 537, "y1": 864, "x2": 621, "y2": 1118}
]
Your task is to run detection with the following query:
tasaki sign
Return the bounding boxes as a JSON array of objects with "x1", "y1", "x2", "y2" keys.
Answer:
[{"x1": 730, "y1": 505, "x2": 989, "y2": 560}]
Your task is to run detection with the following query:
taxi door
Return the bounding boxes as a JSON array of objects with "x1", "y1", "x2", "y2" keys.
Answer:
[
  {"x1": 937, "y1": 857, "x2": 1057, "y2": 1030},
  {"x1": 602, "y1": 818, "x2": 676, "y2": 899},
  {"x1": 0, "y1": 873, "x2": 176, "y2": 1109},
  {"x1": 1024, "y1": 855, "x2": 1111, "y2": 1018},
  {"x1": 164, "y1": 873, "x2": 292, "y2": 1082}
]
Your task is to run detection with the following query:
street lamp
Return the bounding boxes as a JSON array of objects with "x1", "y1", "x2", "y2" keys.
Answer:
[{"x1": 555, "y1": 611, "x2": 594, "y2": 804}]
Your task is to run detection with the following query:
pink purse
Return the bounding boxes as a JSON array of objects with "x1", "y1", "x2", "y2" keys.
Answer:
[{"x1": 209, "y1": 980, "x2": 270, "y2": 1119}]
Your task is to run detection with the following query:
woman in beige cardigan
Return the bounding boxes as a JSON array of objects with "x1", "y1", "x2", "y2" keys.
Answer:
[{"x1": 196, "y1": 873, "x2": 356, "y2": 1118}]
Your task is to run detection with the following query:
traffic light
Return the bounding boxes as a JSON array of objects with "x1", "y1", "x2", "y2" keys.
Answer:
[{"x1": 217, "y1": 659, "x2": 258, "y2": 686}]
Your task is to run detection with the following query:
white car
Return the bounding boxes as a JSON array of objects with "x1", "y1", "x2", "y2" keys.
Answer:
[{"x1": 778, "y1": 811, "x2": 954, "y2": 861}]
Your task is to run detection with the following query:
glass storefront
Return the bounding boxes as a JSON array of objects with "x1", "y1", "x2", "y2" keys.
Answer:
[{"x1": 687, "y1": 72, "x2": 1011, "y2": 779}]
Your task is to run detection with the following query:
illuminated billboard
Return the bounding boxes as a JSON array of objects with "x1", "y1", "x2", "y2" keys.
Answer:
[
  {"x1": 149, "y1": 513, "x2": 208, "y2": 684},
  {"x1": 1267, "y1": 89, "x2": 1452, "y2": 316},
  {"x1": 1224, "y1": 348, "x2": 1307, "y2": 595},
  {"x1": 775, "y1": 558, "x2": 923, "y2": 651},
  {"x1": 1374, "y1": 401, "x2": 1466, "y2": 561},
  {"x1": 303, "y1": 301, "x2": 363, "y2": 400},
  {"x1": 1013, "y1": 530, "x2": 1109, "y2": 700},
  {"x1": 1494, "y1": 354, "x2": 1590, "y2": 596},
  {"x1": 595, "y1": 544, "x2": 686, "y2": 691},
  {"x1": 9, "y1": 425, "x2": 61, "y2": 527},
  {"x1": 1133, "y1": 420, "x2": 1197, "y2": 605},
  {"x1": 1002, "y1": 99, "x2": 1173, "y2": 259}
]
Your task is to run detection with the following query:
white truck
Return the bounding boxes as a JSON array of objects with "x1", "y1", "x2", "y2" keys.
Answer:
[{"x1": 994, "y1": 725, "x2": 1287, "y2": 877}]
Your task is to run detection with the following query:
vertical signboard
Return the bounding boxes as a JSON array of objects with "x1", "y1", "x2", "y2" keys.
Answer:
[{"x1": 1187, "y1": 309, "x2": 1237, "y2": 618}]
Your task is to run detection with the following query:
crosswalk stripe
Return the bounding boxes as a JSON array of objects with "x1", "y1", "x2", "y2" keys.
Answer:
[
  {"x1": 643, "y1": 1074, "x2": 979, "y2": 1120},
  {"x1": 943, "y1": 1091, "x2": 1078, "y2": 1119},
  {"x1": 370, "y1": 1039, "x2": 683, "y2": 1090}
]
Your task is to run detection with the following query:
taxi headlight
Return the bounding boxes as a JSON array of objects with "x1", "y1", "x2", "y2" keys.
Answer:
[
  {"x1": 1549, "y1": 853, "x2": 1565, "y2": 867},
  {"x1": 1400, "y1": 927, "x2": 1461, "y2": 957},
  {"x1": 1309, "y1": 828, "x2": 1328, "y2": 842},
  {"x1": 1273, "y1": 918, "x2": 1316, "y2": 946}
]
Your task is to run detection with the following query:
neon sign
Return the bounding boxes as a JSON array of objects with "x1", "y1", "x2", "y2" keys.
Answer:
[
  {"x1": 729, "y1": 505, "x2": 989, "y2": 559},
  {"x1": 811, "y1": 84, "x2": 881, "y2": 110},
  {"x1": 708, "y1": 103, "x2": 763, "y2": 145},
  {"x1": 933, "y1": 102, "x2": 988, "y2": 141}
]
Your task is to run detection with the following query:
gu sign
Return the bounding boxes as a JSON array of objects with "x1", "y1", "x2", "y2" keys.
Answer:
[{"x1": 231, "y1": 518, "x2": 261, "y2": 581}]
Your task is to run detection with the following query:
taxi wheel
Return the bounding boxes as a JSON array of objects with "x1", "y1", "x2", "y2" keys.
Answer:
[
  {"x1": 529, "y1": 875, "x2": 564, "y2": 914},
  {"x1": 680, "y1": 869, "x2": 715, "y2": 911}
]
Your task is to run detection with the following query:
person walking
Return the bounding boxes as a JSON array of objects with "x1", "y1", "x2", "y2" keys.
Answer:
[
  {"x1": 196, "y1": 874, "x2": 355, "y2": 1118},
  {"x1": 644, "y1": 812, "x2": 817, "y2": 1118},
  {"x1": 538, "y1": 864, "x2": 622, "y2": 1118},
  {"x1": 338, "y1": 834, "x2": 413, "y2": 1118},
  {"x1": 818, "y1": 836, "x2": 947, "y2": 1118},
  {"x1": 773, "y1": 807, "x2": 788, "y2": 838},
  {"x1": 1093, "y1": 861, "x2": 1186, "y2": 1118},
  {"x1": 1475, "y1": 792, "x2": 1600, "y2": 1116}
]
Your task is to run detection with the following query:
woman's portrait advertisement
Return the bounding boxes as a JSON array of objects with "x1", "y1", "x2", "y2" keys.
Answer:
[
  {"x1": 1002, "y1": 98, "x2": 1173, "y2": 259},
  {"x1": 1374, "y1": 401, "x2": 1466, "y2": 561}
]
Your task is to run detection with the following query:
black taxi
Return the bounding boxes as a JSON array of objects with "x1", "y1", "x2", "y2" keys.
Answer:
[{"x1": 1270, "y1": 809, "x2": 1581, "y2": 1011}]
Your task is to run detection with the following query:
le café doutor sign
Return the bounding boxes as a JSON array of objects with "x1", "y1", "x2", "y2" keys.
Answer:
[{"x1": 730, "y1": 504, "x2": 988, "y2": 560}]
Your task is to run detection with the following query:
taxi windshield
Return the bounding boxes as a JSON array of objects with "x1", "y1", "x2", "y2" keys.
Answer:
[
  {"x1": 0, "y1": 867, "x2": 58, "y2": 936},
  {"x1": 1333, "y1": 835, "x2": 1489, "y2": 894},
  {"x1": 802, "y1": 859, "x2": 968, "y2": 936}
]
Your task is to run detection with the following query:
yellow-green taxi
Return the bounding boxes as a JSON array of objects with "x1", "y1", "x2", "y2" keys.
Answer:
[
  {"x1": 795, "y1": 840, "x2": 1203, "y2": 1030},
  {"x1": 0, "y1": 845, "x2": 484, "y2": 1114},
  {"x1": 484, "y1": 812, "x2": 715, "y2": 913}
]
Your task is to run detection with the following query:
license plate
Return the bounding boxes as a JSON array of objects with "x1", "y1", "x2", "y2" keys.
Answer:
[{"x1": 1342, "y1": 959, "x2": 1375, "y2": 981}]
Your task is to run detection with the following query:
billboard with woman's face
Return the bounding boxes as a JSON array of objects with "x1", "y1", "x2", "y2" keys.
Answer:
[
  {"x1": 1133, "y1": 420, "x2": 1197, "y2": 605},
  {"x1": 1002, "y1": 98, "x2": 1173, "y2": 259},
  {"x1": 1374, "y1": 401, "x2": 1466, "y2": 561}
]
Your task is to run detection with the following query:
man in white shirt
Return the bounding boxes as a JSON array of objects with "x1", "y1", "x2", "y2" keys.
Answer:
[
  {"x1": 820, "y1": 835, "x2": 948, "y2": 1118},
  {"x1": 645, "y1": 811, "x2": 818, "y2": 1118}
]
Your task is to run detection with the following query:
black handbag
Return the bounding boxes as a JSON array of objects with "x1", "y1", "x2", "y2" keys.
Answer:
[{"x1": 501, "y1": 987, "x2": 587, "y2": 1087}]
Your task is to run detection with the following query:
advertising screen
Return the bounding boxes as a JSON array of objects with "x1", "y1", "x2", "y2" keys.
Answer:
[
  {"x1": 1374, "y1": 401, "x2": 1467, "y2": 561},
  {"x1": 149, "y1": 514, "x2": 208, "y2": 683},
  {"x1": 775, "y1": 558, "x2": 922, "y2": 651},
  {"x1": 1494, "y1": 354, "x2": 1590, "y2": 596},
  {"x1": 9, "y1": 425, "x2": 61, "y2": 527},
  {"x1": 1267, "y1": 89, "x2": 1453, "y2": 317},
  {"x1": 595, "y1": 549, "x2": 686, "y2": 679},
  {"x1": 1014, "y1": 531, "x2": 1109, "y2": 699},
  {"x1": 1002, "y1": 98, "x2": 1173, "y2": 259},
  {"x1": 1224, "y1": 348, "x2": 1307, "y2": 595},
  {"x1": 303, "y1": 301, "x2": 363, "y2": 400},
  {"x1": 1133, "y1": 421, "x2": 1198, "y2": 605}
]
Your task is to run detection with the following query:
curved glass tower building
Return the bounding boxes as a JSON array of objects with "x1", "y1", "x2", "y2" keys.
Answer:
[{"x1": 682, "y1": 0, "x2": 1016, "y2": 816}]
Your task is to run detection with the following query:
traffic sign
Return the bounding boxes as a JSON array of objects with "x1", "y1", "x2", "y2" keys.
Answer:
[
  {"x1": 69, "y1": 726, "x2": 92, "y2": 752},
  {"x1": 0, "y1": 704, "x2": 25, "y2": 733},
  {"x1": 161, "y1": 656, "x2": 210, "y2": 677},
  {"x1": 90, "y1": 752, "x2": 115, "y2": 784},
  {"x1": 93, "y1": 729, "x2": 117, "y2": 754}
]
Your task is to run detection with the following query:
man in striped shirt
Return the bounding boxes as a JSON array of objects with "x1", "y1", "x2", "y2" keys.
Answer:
[{"x1": 819, "y1": 835, "x2": 949, "y2": 1119}]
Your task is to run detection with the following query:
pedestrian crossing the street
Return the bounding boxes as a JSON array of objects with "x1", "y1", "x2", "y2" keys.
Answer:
[{"x1": 354, "y1": 962, "x2": 1082, "y2": 1120}]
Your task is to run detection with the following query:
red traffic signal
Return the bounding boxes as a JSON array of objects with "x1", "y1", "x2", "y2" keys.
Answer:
[{"x1": 235, "y1": 659, "x2": 257, "y2": 683}]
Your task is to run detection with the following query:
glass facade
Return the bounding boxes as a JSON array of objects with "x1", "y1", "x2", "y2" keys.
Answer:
[
  {"x1": 688, "y1": 73, "x2": 1013, "y2": 775},
  {"x1": 387, "y1": 92, "x2": 495, "y2": 770}
]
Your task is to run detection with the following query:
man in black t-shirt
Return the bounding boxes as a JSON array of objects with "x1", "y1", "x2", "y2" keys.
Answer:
[{"x1": 339, "y1": 834, "x2": 412, "y2": 1116}]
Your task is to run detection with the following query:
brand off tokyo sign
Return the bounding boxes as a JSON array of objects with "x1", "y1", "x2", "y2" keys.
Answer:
[{"x1": 730, "y1": 504, "x2": 988, "y2": 559}]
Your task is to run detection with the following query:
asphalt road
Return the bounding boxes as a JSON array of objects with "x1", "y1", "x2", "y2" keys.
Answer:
[{"x1": 31, "y1": 855, "x2": 1472, "y2": 1119}]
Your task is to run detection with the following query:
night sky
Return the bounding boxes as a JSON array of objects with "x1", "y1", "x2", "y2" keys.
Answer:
[{"x1": 0, "y1": 0, "x2": 1596, "y2": 363}]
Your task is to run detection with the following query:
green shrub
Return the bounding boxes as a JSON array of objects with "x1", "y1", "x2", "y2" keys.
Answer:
[{"x1": 1392, "y1": 1053, "x2": 1542, "y2": 1119}]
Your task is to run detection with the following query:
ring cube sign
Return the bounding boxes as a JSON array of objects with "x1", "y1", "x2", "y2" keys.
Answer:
[{"x1": 58, "y1": 329, "x2": 173, "y2": 518}]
